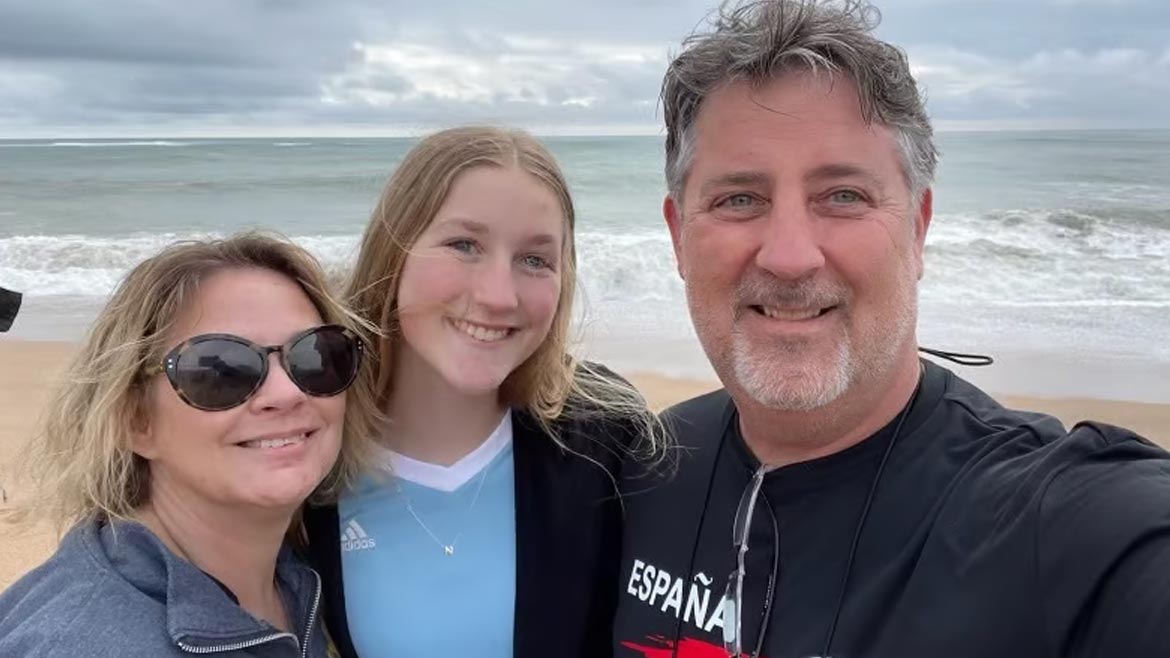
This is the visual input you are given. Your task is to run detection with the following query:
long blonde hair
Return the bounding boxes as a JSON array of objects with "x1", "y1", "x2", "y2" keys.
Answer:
[
  {"x1": 3, "y1": 232, "x2": 379, "y2": 530},
  {"x1": 346, "y1": 126, "x2": 667, "y2": 466}
]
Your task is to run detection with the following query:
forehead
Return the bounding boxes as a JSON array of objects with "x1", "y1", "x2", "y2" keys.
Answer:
[
  {"x1": 167, "y1": 267, "x2": 322, "y2": 345},
  {"x1": 431, "y1": 166, "x2": 566, "y2": 241},
  {"x1": 687, "y1": 73, "x2": 905, "y2": 189}
]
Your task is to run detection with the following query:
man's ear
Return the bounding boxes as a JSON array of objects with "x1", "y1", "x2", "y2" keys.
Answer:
[
  {"x1": 913, "y1": 188, "x2": 933, "y2": 280},
  {"x1": 663, "y1": 195, "x2": 686, "y2": 280}
]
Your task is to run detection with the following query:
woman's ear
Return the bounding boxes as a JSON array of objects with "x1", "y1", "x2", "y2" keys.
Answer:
[{"x1": 128, "y1": 389, "x2": 158, "y2": 460}]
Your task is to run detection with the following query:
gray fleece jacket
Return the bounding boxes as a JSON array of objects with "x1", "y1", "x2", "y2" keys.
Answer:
[{"x1": 0, "y1": 519, "x2": 329, "y2": 658}]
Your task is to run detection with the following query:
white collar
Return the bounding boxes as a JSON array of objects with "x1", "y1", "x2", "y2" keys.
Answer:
[{"x1": 376, "y1": 411, "x2": 512, "y2": 492}]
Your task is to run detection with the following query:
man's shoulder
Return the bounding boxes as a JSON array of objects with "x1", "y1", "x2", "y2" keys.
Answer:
[
  {"x1": 1037, "y1": 420, "x2": 1170, "y2": 515},
  {"x1": 933, "y1": 386, "x2": 1170, "y2": 554},
  {"x1": 614, "y1": 389, "x2": 731, "y2": 496},
  {"x1": 931, "y1": 364, "x2": 1067, "y2": 444},
  {"x1": 660, "y1": 388, "x2": 732, "y2": 449},
  {"x1": 1024, "y1": 422, "x2": 1170, "y2": 648},
  {"x1": 932, "y1": 365, "x2": 1165, "y2": 473}
]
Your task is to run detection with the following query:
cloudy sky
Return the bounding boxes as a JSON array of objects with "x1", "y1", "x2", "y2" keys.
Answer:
[{"x1": 0, "y1": 0, "x2": 1167, "y2": 137}]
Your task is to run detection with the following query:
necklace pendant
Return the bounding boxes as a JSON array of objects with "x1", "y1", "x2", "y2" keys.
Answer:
[{"x1": 443, "y1": 545, "x2": 455, "y2": 556}]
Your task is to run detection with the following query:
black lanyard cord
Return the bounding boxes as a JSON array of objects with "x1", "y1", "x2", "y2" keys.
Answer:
[
  {"x1": 820, "y1": 366, "x2": 924, "y2": 657},
  {"x1": 918, "y1": 346, "x2": 994, "y2": 367}
]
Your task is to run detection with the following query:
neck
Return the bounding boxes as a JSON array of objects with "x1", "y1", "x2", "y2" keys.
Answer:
[
  {"x1": 384, "y1": 347, "x2": 507, "y2": 466},
  {"x1": 134, "y1": 480, "x2": 292, "y2": 631},
  {"x1": 735, "y1": 352, "x2": 923, "y2": 467}
]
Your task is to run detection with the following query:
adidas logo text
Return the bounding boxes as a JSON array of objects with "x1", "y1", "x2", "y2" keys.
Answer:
[{"x1": 341, "y1": 519, "x2": 376, "y2": 552}]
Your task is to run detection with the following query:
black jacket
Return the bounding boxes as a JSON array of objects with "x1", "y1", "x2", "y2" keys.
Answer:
[
  {"x1": 613, "y1": 360, "x2": 1170, "y2": 658},
  {"x1": 0, "y1": 285, "x2": 20, "y2": 332},
  {"x1": 304, "y1": 406, "x2": 643, "y2": 658}
]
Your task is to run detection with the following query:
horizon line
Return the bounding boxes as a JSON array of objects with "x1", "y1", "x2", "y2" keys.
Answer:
[{"x1": 2, "y1": 124, "x2": 1168, "y2": 141}]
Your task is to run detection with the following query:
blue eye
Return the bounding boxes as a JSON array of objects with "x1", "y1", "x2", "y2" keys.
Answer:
[
  {"x1": 828, "y1": 189, "x2": 863, "y2": 204},
  {"x1": 721, "y1": 193, "x2": 758, "y2": 208},
  {"x1": 446, "y1": 238, "x2": 478, "y2": 254},
  {"x1": 520, "y1": 254, "x2": 552, "y2": 270}
]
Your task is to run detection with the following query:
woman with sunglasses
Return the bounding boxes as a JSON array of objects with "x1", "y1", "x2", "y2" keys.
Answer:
[
  {"x1": 301, "y1": 126, "x2": 668, "y2": 658},
  {"x1": 0, "y1": 233, "x2": 372, "y2": 657}
]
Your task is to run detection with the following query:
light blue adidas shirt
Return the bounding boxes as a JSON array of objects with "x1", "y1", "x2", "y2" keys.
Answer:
[{"x1": 338, "y1": 412, "x2": 516, "y2": 658}]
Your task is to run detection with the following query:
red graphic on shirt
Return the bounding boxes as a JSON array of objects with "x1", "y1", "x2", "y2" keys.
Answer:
[{"x1": 622, "y1": 635, "x2": 767, "y2": 658}]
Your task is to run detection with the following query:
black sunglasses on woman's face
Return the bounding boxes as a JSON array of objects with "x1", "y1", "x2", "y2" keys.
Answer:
[{"x1": 144, "y1": 324, "x2": 362, "y2": 411}]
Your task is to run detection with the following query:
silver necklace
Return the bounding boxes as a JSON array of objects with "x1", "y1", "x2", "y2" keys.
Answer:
[{"x1": 397, "y1": 464, "x2": 491, "y2": 556}]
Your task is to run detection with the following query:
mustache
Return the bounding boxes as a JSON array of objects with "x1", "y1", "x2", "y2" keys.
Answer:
[{"x1": 734, "y1": 273, "x2": 849, "y2": 309}]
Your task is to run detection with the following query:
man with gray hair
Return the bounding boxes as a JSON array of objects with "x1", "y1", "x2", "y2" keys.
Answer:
[{"x1": 614, "y1": 1, "x2": 1170, "y2": 657}]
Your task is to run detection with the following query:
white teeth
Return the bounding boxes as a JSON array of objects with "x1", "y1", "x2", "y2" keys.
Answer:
[
  {"x1": 451, "y1": 319, "x2": 511, "y2": 342},
  {"x1": 760, "y1": 306, "x2": 825, "y2": 321},
  {"x1": 241, "y1": 434, "x2": 307, "y2": 449}
]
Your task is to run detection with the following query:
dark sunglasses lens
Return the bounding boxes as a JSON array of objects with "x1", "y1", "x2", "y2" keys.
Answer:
[
  {"x1": 173, "y1": 338, "x2": 264, "y2": 410},
  {"x1": 287, "y1": 327, "x2": 358, "y2": 396}
]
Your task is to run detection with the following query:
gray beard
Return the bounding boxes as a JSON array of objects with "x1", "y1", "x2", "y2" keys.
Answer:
[
  {"x1": 727, "y1": 269, "x2": 919, "y2": 412},
  {"x1": 731, "y1": 326, "x2": 854, "y2": 411}
]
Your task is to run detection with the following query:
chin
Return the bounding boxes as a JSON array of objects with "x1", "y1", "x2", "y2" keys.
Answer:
[
  {"x1": 242, "y1": 473, "x2": 326, "y2": 509},
  {"x1": 742, "y1": 375, "x2": 848, "y2": 411},
  {"x1": 732, "y1": 344, "x2": 852, "y2": 411},
  {"x1": 444, "y1": 364, "x2": 512, "y2": 396},
  {"x1": 241, "y1": 489, "x2": 317, "y2": 511}
]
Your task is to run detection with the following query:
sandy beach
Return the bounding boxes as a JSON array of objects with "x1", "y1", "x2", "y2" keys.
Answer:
[
  {"x1": 0, "y1": 341, "x2": 75, "y2": 592},
  {"x1": 2, "y1": 339, "x2": 1169, "y2": 590}
]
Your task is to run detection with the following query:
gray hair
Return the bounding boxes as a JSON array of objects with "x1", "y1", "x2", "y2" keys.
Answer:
[{"x1": 662, "y1": 0, "x2": 937, "y2": 200}]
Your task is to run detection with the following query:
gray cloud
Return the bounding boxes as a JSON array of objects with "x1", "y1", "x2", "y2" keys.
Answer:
[
  {"x1": 0, "y1": 0, "x2": 1166, "y2": 136},
  {"x1": 0, "y1": 0, "x2": 368, "y2": 67},
  {"x1": 880, "y1": 0, "x2": 1170, "y2": 55}
]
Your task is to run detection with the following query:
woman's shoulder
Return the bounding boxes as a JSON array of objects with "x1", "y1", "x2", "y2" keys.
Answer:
[{"x1": 0, "y1": 523, "x2": 154, "y2": 655}]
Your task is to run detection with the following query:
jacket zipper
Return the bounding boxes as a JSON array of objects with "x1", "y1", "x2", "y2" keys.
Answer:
[
  {"x1": 176, "y1": 568, "x2": 323, "y2": 656},
  {"x1": 300, "y1": 569, "x2": 322, "y2": 658},
  {"x1": 177, "y1": 632, "x2": 296, "y2": 655}
]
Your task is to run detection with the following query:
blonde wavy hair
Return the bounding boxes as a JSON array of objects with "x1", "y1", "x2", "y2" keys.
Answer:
[
  {"x1": 3, "y1": 232, "x2": 379, "y2": 530},
  {"x1": 346, "y1": 126, "x2": 667, "y2": 467}
]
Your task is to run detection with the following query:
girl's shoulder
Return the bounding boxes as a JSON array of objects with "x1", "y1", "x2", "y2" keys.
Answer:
[{"x1": 515, "y1": 361, "x2": 666, "y2": 469}]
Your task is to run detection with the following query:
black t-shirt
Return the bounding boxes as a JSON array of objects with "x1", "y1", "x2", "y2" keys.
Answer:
[{"x1": 613, "y1": 361, "x2": 1170, "y2": 658}]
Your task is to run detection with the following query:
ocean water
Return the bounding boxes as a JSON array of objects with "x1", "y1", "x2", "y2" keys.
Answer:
[{"x1": 1, "y1": 132, "x2": 1168, "y2": 401}]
